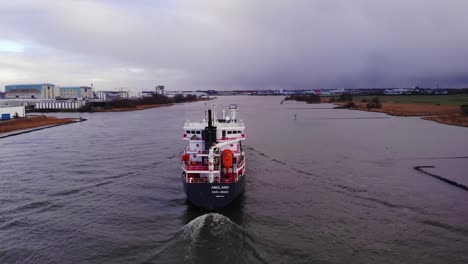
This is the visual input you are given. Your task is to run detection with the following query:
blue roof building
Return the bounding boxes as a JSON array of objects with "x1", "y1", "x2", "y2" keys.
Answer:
[{"x1": 5, "y1": 83, "x2": 55, "y2": 99}]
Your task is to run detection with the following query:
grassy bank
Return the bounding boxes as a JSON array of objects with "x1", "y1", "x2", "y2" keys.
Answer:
[
  {"x1": 0, "y1": 116, "x2": 76, "y2": 134},
  {"x1": 331, "y1": 95, "x2": 468, "y2": 106},
  {"x1": 326, "y1": 95, "x2": 468, "y2": 128},
  {"x1": 338, "y1": 101, "x2": 461, "y2": 116},
  {"x1": 423, "y1": 115, "x2": 468, "y2": 127}
]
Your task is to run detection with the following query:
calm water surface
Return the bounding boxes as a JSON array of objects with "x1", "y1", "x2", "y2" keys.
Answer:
[{"x1": 1, "y1": 96, "x2": 467, "y2": 263}]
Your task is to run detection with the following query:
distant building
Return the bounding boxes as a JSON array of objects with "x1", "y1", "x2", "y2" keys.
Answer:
[
  {"x1": 164, "y1": 91, "x2": 207, "y2": 98},
  {"x1": 95, "y1": 90, "x2": 128, "y2": 101},
  {"x1": 5, "y1": 83, "x2": 56, "y2": 99},
  {"x1": 120, "y1": 90, "x2": 129, "y2": 99},
  {"x1": 183, "y1": 91, "x2": 207, "y2": 98},
  {"x1": 141, "y1": 91, "x2": 155, "y2": 97},
  {"x1": 384, "y1": 88, "x2": 411, "y2": 95},
  {"x1": 35, "y1": 100, "x2": 86, "y2": 110},
  {"x1": 156, "y1": 85, "x2": 165, "y2": 95},
  {"x1": 96, "y1": 91, "x2": 108, "y2": 100},
  {"x1": 434, "y1": 89, "x2": 448, "y2": 95},
  {"x1": 330, "y1": 88, "x2": 345, "y2": 95},
  {"x1": 59, "y1": 86, "x2": 93, "y2": 99}
]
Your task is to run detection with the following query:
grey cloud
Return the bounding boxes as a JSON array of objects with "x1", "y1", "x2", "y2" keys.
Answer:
[{"x1": 1, "y1": 0, "x2": 468, "y2": 90}]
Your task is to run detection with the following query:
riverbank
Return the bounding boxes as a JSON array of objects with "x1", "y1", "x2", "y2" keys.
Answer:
[
  {"x1": 31, "y1": 103, "x2": 175, "y2": 113},
  {"x1": 335, "y1": 101, "x2": 468, "y2": 127},
  {"x1": 0, "y1": 116, "x2": 77, "y2": 134},
  {"x1": 423, "y1": 115, "x2": 468, "y2": 127},
  {"x1": 91, "y1": 103, "x2": 174, "y2": 112}
]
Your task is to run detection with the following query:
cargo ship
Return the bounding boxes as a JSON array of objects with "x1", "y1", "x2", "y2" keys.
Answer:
[{"x1": 181, "y1": 104, "x2": 246, "y2": 210}]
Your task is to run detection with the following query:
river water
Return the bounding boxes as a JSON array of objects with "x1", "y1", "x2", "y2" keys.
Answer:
[{"x1": 1, "y1": 96, "x2": 467, "y2": 264}]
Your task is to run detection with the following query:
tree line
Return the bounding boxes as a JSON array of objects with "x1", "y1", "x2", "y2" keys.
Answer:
[
  {"x1": 284, "y1": 94, "x2": 321, "y2": 104},
  {"x1": 80, "y1": 93, "x2": 201, "y2": 112}
]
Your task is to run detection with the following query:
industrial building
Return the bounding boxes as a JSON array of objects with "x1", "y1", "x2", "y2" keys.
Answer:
[
  {"x1": 141, "y1": 91, "x2": 155, "y2": 97},
  {"x1": 0, "y1": 106, "x2": 26, "y2": 120},
  {"x1": 59, "y1": 86, "x2": 93, "y2": 99},
  {"x1": 156, "y1": 85, "x2": 165, "y2": 95},
  {"x1": 96, "y1": 90, "x2": 128, "y2": 100},
  {"x1": 5, "y1": 83, "x2": 56, "y2": 99},
  {"x1": 164, "y1": 91, "x2": 207, "y2": 98},
  {"x1": 35, "y1": 100, "x2": 86, "y2": 110}
]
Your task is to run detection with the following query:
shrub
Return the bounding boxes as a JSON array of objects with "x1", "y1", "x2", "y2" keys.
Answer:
[
  {"x1": 78, "y1": 104, "x2": 94, "y2": 112},
  {"x1": 367, "y1": 97, "x2": 382, "y2": 109},
  {"x1": 305, "y1": 95, "x2": 321, "y2": 103},
  {"x1": 346, "y1": 101, "x2": 356, "y2": 108},
  {"x1": 285, "y1": 94, "x2": 321, "y2": 104},
  {"x1": 338, "y1": 93, "x2": 353, "y2": 102},
  {"x1": 173, "y1": 94, "x2": 186, "y2": 103},
  {"x1": 461, "y1": 105, "x2": 468, "y2": 115},
  {"x1": 372, "y1": 97, "x2": 382, "y2": 108}
]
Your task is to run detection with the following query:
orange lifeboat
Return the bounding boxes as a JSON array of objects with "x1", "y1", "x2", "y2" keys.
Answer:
[
  {"x1": 182, "y1": 154, "x2": 190, "y2": 162},
  {"x1": 222, "y1": 149, "x2": 233, "y2": 169}
]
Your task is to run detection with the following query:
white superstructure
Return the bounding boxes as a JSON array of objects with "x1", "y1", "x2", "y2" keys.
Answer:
[{"x1": 182, "y1": 104, "x2": 246, "y2": 184}]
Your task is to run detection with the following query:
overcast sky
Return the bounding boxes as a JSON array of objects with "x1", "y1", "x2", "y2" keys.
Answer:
[{"x1": 1, "y1": 0, "x2": 468, "y2": 91}]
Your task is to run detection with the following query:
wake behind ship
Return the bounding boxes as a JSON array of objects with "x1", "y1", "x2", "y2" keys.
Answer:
[{"x1": 181, "y1": 104, "x2": 246, "y2": 210}]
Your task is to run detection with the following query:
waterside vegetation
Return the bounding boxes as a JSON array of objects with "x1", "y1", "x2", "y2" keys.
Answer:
[
  {"x1": 288, "y1": 94, "x2": 468, "y2": 127},
  {"x1": 33, "y1": 93, "x2": 202, "y2": 113},
  {"x1": 284, "y1": 94, "x2": 321, "y2": 104}
]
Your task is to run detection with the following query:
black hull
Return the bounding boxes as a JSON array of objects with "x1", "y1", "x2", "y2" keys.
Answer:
[{"x1": 183, "y1": 176, "x2": 245, "y2": 210}]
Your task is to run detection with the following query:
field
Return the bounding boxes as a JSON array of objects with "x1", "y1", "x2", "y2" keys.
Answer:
[{"x1": 350, "y1": 95, "x2": 468, "y2": 106}]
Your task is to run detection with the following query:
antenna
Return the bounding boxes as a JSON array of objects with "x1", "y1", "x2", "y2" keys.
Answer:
[{"x1": 211, "y1": 99, "x2": 216, "y2": 125}]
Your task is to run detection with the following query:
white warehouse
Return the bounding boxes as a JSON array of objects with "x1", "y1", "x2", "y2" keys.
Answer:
[
  {"x1": 35, "y1": 100, "x2": 86, "y2": 110},
  {"x1": 0, "y1": 106, "x2": 26, "y2": 120}
]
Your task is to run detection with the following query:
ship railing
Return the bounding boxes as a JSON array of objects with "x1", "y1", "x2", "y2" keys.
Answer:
[
  {"x1": 182, "y1": 162, "x2": 220, "y2": 171},
  {"x1": 219, "y1": 174, "x2": 241, "y2": 183},
  {"x1": 184, "y1": 121, "x2": 207, "y2": 128},
  {"x1": 236, "y1": 159, "x2": 245, "y2": 169},
  {"x1": 221, "y1": 177, "x2": 237, "y2": 183},
  {"x1": 185, "y1": 175, "x2": 239, "y2": 184},
  {"x1": 218, "y1": 136, "x2": 245, "y2": 141},
  {"x1": 185, "y1": 148, "x2": 211, "y2": 155},
  {"x1": 186, "y1": 177, "x2": 208, "y2": 183},
  {"x1": 184, "y1": 148, "x2": 241, "y2": 156}
]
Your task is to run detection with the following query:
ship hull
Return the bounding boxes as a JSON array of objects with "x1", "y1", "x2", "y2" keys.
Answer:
[{"x1": 183, "y1": 175, "x2": 245, "y2": 210}]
